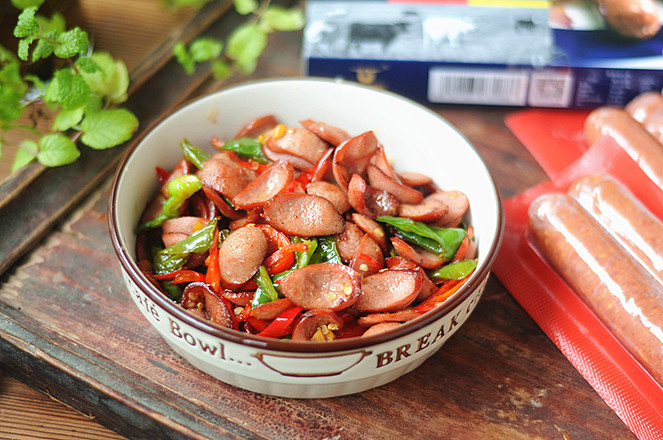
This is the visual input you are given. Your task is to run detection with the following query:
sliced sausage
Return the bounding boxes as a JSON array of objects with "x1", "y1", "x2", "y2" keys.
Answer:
[
  {"x1": 399, "y1": 193, "x2": 449, "y2": 222},
  {"x1": 262, "y1": 193, "x2": 345, "y2": 236},
  {"x1": 250, "y1": 298, "x2": 294, "y2": 320},
  {"x1": 306, "y1": 180, "x2": 351, "y2": 213},
  {"x1": 350, "y1": 234, "x2": 384, "y2": 276},
  {"x1": 355, "y1": 269, "x2": 422, "y2": 313},
  {"x1": 182, "y1": 283, "x2": 233, "y2": 328},
  {"x1": 291, "y1": 309, "x2": 344, "y2": 341},
  {"x1": 429, "y1": 190, "x2": 470, "y2": 228},
  {"x1": 369, "y1": 145, "x2": 398, "y2": 180},
  {"x1": 264, "y1": 127, "x2": 330, "y2": 167},
  {"x1": 336, "y1": 222, "x2": 365, "y2": 264},
  {"x1": 366, "y1": 164, "x2": 424, "y2": 204},
  {"x1": 279, "y1": 263, "x2": 362, "y2": 311},
  {"x1": 568, "y1": 174, "x2": 663, "y2": 285},
  {"x1": 584, "y1": 106, "x2": 663, "y2": 189},
  {"x1": 161, "y1": 216, "x2": 209, "y2": 247},
  {"x1": 361, "y1": 321, "x2": 402, "y2": 337},
  {"x1": 234, "y1": 114, "x2": 278, "y2": 139},
  {"x1": 202, "y1": 185, "x2": 244, "y2": 220},
  {"x1": 348, "y1": 174, "x2": 399, "y2": 218},
  {"x1": 332, "y1": 131, "x2": 379, "y2": 189},
  {"x1": 232, "y1": 160, "x2": 294, "y2": 210},
  {"x1": 351, "y1": 213, "x2": 388, "y2": 252},
  {"x1": 529, "y1": 192, "x2": 663, "y2": 385},
  {"x1": 398, "y1": 171, "x2": 434, "y2": 188},
  {"x1": 357, "y1": 308, "x2": 421, "y2": 327},
  {"x1": 198, "y1": 158, "x2": 257, "y2": 199},
  {"x1": 299, "y1": 119, "x2": 351, "y2": 146},
  {"x1": 218, "y1": 225, "x2": 269, "y2": 289},
  {"x1": 262, "y1": 148, "x2": 314, "y2": 170},
  {"x1": 390, "y1": 236, "x2": 445, "y2": 269}
]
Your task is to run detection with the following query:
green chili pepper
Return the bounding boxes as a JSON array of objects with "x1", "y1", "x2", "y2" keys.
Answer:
[
  {"x1": 152, "y1": 219, "x2": 217, "y2": 274},
  {"x1": 292, "y1": 237, "x2": 318, "y2": 268},
  {"x1": 221, "y1": 137, "x2": 270, "y2": 164},
  {"x1": 162, "y1": 280, "x2": 183, "y2": 302},
  {"x1": 139, "y1": 174, "x2": 203, "y2": 232},
  {"x1": 181, "y1": 138, "x2": 210, "y2": 169},
  {"x1": 309, "y1": 235, "x2": 342, "y2": 265},
  {"x1": 251, "y1": 265, "x2": 280, "y2": 307},
  {"x1": 429, "y1": 259, "x2": 478, "y2": 281},
  {"x1": 377, "y1": 216, "x2": 466, "y2": 261}
]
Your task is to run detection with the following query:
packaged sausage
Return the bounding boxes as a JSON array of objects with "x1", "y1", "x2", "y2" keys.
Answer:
[
  {"x1": 529, "y1": 191, "x2": 663, "y2": 386},
  {"x1": 498, "y1": 114, "x2": 663, "y2": 439},
  {"x1": 568, "y1": 174, "x2": 663, "y2": 285}
]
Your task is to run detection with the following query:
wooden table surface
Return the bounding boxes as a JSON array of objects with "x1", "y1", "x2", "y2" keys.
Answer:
[{"x1": 0, "y1": 2, "x2": 639, "y2": 440}]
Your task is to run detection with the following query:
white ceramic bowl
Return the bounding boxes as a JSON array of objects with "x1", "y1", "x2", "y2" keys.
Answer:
[{"x1": 108, "y1": 78, "x2": 503, "y2": 398}]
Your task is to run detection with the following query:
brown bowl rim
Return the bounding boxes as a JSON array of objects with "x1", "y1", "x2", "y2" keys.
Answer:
[{"x1": 107, "y1": 78, "x2": 505, "y2": 354}]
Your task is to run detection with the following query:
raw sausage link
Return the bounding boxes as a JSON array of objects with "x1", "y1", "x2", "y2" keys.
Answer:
[
  {"x1": 568, "y1": 174, "x2": 663, "y2": 285},
  {"x1": 594, "y1": 0, "x2": 660, "y2": 39},
  {"x1": 584, "y1": 106, "x2": 663, "y2": 189},
  {"x1": 528, "y1": 192, "x2": 663, "y2": 385}
]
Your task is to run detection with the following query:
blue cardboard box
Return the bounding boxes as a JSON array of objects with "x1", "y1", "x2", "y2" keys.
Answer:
[{"x1": 302, "y1": 0, "x2": 663, "y2": 108}]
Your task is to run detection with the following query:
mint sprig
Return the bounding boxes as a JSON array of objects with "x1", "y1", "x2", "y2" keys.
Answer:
[
  {"x1": 174, "y1": 0, "x2": 304, "y2": 79},
  {"x1": 1, "y1": 4, "x2": 138, "y2": 171}
]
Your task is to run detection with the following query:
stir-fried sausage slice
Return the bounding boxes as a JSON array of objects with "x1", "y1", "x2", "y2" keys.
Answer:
[
  {"x1": 263, "y1": 193, "x2": 345, "y2": 236},
  {"x1": 300, "y1": 119, "x2": 351, "y2": 147},
  {"x1": 361, "y1": 321, "x2": 402, "y2": 337},
  {"x1": 391, "y1": 236, "x2": 445, "y2": 269},
  {"x1": 306, "y1": 180, "x2": 351, "y2": 214},
  {"x1": 348, "y1": 173, "x2": 400, "y2": 218},
  {"x1": 218, "y1": 225, "x2": 269, "y2": 289},
  {"x1": 336, "y1": 221, "x2": 365, "y2": 264},
  {"x1": 332, "y1": 131, "x2": 379, "y2": 189},
  {"x1": 351, "y1": 213, "x2": 388, "y2": 252},
  {"x1": 232, "y1": 160, "x2": 294, "y2": 210},
  {"x1": 161, "y1": 216, "x2": 209, "y2": 247},
  {"x1": 264, "y1": 127, "x2": 330, "y2": 167},
  {"x1": 279, "y1": 263, "x2": 362, "y2": 311},
  {"x1": 357, "y1": 308, "x2": 421, "y2": 327},
  {"x1": 430, "y1": 190, "x2": 470, "y2": 228},
  {"x1": 367, "y1": 164, "x2": 424, "y2": 204},
  {"x1": 291, "y1": 309, "x2": 345, "y2": 341},
  {"x1": 234, "y1": 114, "x2": 278, "y2": 139},
  {"x1": 399, "y1": 193, "x2": 448, "y2": 222},
  {"x1": 198, "y1": 158, "x2": 257, "y2": 199},
  {"x1": 351, "y1": 234, "x2": 384, "y2": 276},
  {"x1": 355, "y1": 270, "x2": 422, "y2": 313},
  {"x1": 250, "y1": 297, "x2": 294, "y2": 320}
]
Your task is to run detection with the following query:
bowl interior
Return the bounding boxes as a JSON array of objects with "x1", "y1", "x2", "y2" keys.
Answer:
[{"x1": 111, "y1": 78, "x2": 502, "y2": 341}]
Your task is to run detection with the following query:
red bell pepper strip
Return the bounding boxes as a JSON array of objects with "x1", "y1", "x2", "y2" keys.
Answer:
[
  {"x1": 263, "y1": 242, "x2": 308, "y2": 275},
  {"x1": 155, "y1": 166, "x2": 170, "y2": 186},
  {"x1": 205, "y1": 227, "x2": 221, "y2": 292},
  {"x1": 256, "y1": 306, "x2": 303, "y2": 338},
  {"x1": 247, "y1": 316, "x2": 270, "y2": 332},
  {"x1": 152, "y1": 269, "x2": 206, "y2": 284}
]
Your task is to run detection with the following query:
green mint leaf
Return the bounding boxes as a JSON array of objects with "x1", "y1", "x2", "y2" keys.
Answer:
[
  {"x1": 17, "y1": 36, "x2": 35, "y2": 61},
  {"x1": 52, "y1": 106, "x2": 85, "y2": 131},
  {"x1": 189, "y1": 38, "x2": 223, "y2": 62},
  {"x1": 54, "y1": 27, "x2": 89, "y2": 58},
  {"x1": 23, "y1": 73, "x2": 46, "y2": 94},
  {"x1": 79, "y1": 52, "x2": 129, "y2": 103},
  {"x1": 31, "y1": 30, "x2": 57, "y2": 62},
  {"x1": 35, "y1": 11, "x2": 66, "y2": 33},
  {"x1": 211, "y1": 59, "x2": 232, "y2": 79},
  {"x1": 14, "y1": 7, "x2": 39, "y2": 38},
  {"x1": 260, "y1": 7, "x2": 305, "y2": 32},
  {"x1": 0, "y1": 45, "x2": 17, "y2": 63},
  {"x1": 11, "y1": 0, "x2": 45, "y2": 9},
  {"x1": 45, "y1": 68, "x2": 91, "y2": 109},
  {"x1": 37, "y1": 133, "x2": 80, "y2": 167},
  {"x1": 226, "y1": 23, "x2": 267, "y2": 74},
  {"x1": 0, "y1": 64, "x2": 28, "y2": 122},
  {"x1": 12, "y1": 140, "x2": 38, "y2": 172},
  {"x1": 234, "y1": 0, "x2": 258, "y2": 15},
  {"x1": 80, "y1": 108, "x2": 138, "y2": 150},
  {"x1": 173, "y1": 41, "x2": 195, "y2": 74},
  {"x1": 74, "y1": 56, "x2": 101, "y2": 74}
]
